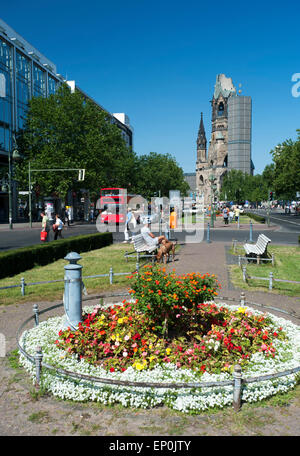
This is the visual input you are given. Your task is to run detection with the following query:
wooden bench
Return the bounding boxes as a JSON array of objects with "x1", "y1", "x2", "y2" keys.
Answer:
[{"x1": 244, "y1": 233, "x2": 271, "y2": 263}]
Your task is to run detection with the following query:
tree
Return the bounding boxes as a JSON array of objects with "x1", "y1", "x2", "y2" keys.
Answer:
[
  {"x1": 270, "y1": 131, "x2": 300, "y2": 200},
  {"x1": 15, "y1": 85, "x2": 136, "y2": 202},
  {"x1": 133, "y1": 152, "x2": 189, "y2": 200}
]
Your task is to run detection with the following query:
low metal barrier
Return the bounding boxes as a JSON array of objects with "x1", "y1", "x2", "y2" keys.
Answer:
[
  {"x1": 17, "y1": 293, "x2": 300, "y2": 412},
  {"x1": 242, "y1": 266, "x2": 300, "y2": 290}
]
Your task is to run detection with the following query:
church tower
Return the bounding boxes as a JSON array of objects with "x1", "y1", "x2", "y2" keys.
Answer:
[
  {"x1": 196, "y1": 112, "x2": 207, "y2": 196},
  {"x1": 196, "y1": 112, "x2": 207, "y2": 162}
]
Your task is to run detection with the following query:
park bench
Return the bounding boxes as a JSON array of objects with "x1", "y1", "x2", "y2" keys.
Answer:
[
  {"x1": 124, "y1": 233, "x2": 158, "y2": 262},
  {"x1": 243, "y1": 233, "x2": 271, "y2": 263}
]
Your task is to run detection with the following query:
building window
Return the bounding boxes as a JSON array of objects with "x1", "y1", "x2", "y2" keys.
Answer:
[
  {"x1": 33, "y1": 64, "x2": 46, "y2": 97},
  {"x1": 16, "y1": 51, "x2": 31, "y2": 130},
  {"x1": 0, "y1": 38, "x2": 12, "y2": 151},
  {"x1": 218, "y1": 102, "x2": 224, "y2": 116},
  {"x1": 48, "y1": 75, "x2": 57, "y2": 95}
]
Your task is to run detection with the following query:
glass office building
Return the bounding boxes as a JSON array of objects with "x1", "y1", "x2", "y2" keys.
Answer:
[
  {"x1": 0, "y1": 18, "x2": 133, "y2": 223},
  {"x1": 0, "y1": 18, "x2": 63, "y2": 221}
]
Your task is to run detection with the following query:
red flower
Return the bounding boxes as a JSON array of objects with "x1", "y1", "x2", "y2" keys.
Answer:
[{"x1": 110, "y1": 367, "x2": 115, "y2": 372}]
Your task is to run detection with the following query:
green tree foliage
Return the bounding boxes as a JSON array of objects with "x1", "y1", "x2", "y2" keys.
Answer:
[
  {"x1": 15, "y1": 85, "x2": 136, "y2": 201},
  {"x1": 270, "y1": 131, "x2": 300, "y2": 200},
  {"x1": 133, "y1": 152, "x2": 189, "y2": 200}
]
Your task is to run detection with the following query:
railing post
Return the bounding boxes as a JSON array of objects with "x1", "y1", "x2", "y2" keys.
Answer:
[
  {"x1": 35, "y1": 345, "x2": 43, "y2": 388},
  {"x1": 240, "y1": 291, "x2": 246, "y2": 306},
  {"x1": 242, "y1": 266, "x2": 247, "y2": 282},
  {"x1": 233, "y1": 239, "x2": 237, "y2": 253},
  {"x1": 269, "y1": 271, "x2": 273, "y2": 290},
  {"x1": 249, "y1": 221, "x2": 253, "y2": 243},
  {"x1": 233, "y1": 364, "x2": 242, "y2": 412},
  {"x1": 271, "y1": 253, "x2": 275, "y2": 266},
  {"x1": 136, "y1": 262, "x2": 140, "y2": 273},
  {"x1": 238, "y1": 255, "x2": 241, "y2": 267},
  {"x1": 125, "y1": 251, "x2": 128, "y2": 262},
  {"x1": 33, "y1": 303, "x2": 39, "y2": 326},
  {"x1": 109, "y1": 267, "x2": 113, "y2": 285},
  {"x1": 206, "y1": 222, "x2": 211, "y2": 243},
  {"x1": 257, "y1": 255, "x2": 260, "y2": 265},
  {"x1": 20, "y1": 277, "x2": 25, "y2": 296}
]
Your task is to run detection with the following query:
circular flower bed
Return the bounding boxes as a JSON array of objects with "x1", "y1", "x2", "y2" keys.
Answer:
[{"x1": 19, "y1": 265, "x2": 300, "y2": 413}]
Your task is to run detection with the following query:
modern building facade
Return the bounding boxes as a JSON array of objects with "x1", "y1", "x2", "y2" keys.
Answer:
[
  {"x1": 0, "y1": 18, "x2": 133, "y2": 223},
  {"x1": 196, "y1": 74, "x2": 253, "y2": 205}
]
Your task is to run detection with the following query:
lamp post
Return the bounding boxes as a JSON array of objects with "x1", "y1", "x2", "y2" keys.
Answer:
[
  {"x1": 3, "y1": 134, "x2": 22, "y2": 229},
  {"x1": 209, "y1": 173, "x2": 216, "y2": 228}
]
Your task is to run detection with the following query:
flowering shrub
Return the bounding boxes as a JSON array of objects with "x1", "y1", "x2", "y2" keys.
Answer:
[{"x1": 127, "y1": 265, "x2": 220, "y2": 336}]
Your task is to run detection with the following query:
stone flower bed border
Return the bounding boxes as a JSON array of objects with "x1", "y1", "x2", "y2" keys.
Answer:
[{"x1": 17, "y1": 294, "x2": 300, "y2": 414}]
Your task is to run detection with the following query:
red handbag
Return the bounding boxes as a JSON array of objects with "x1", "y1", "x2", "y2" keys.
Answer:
[{"x1": 40, "y1": 231, "x2": 47, "y2": 241}]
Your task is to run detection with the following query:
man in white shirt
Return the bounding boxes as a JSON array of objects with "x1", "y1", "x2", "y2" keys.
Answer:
[
  {"x1": 54, "y1": 214, "x2": 64, "y2": 240},
  {"x1": 140, "y1": 223, "x2": 167, "y2": 247}
]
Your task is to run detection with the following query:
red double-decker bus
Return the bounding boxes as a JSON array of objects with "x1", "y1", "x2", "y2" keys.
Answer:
[{"x1": 99, "y1": 188, "x2": 127, "y2": 224}]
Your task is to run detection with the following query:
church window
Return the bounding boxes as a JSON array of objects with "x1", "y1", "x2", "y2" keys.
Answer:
[
  {"x1": 218, "y1": 102, "x2": 224, "y2": 116},
  {"x1": 223, "y1": 155, "x2": 228, "y2": 167},
  {"x1": 199, "y1": 175, "x2": 204, "y2": 185}
]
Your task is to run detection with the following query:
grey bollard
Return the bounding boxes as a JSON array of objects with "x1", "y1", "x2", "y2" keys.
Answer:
[
  {"x1": 242, "y1": 266, "x2": 247, "y2": 282},
  {"x1": 249, "y1": 221, "x2": 253, "y2": 243},
  {"x1": 240, "y1": 291, "x2": 246, "y2": 306},
  {"x1": 63, "y1": 252, "x2": 83, "y2": 330},
  {"x1": 233, "y1": 364, "x2": 242, "y2": 412},
  {"x1": 206, "y1": 222, "x2": 211, "y2": 243}
]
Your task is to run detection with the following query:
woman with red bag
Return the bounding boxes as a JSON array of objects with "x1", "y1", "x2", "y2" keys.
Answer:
[{"x1": 40, "y1": 211, "x2": 50, "y2": 241}]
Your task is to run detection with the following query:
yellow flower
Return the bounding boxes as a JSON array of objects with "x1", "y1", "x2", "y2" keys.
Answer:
[
  {"x1": 118, "y1": 318, "x2": 124, "y2": 324},
  {"x1": 166, "y1": 348, "x2": 171, "y2": 355},
  {"x1": 237, "y1": 307, "x2": 246, "y2": 314},
  {"x1": 111, "y1": 335, "x2": 116, "y2": 341},
  {"x1": 134, "y1": 362, "x2": 144, "y2": 371},
  {"x1": 149, "y1": 355, "x2": 155, "y2": 362}
]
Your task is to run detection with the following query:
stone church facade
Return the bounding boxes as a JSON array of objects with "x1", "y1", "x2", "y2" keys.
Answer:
[{"x1": 196, "y1": 74, "x2": 253, "y2": 206}]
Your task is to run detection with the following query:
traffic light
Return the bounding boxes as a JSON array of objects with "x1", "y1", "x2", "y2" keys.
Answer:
[
  {"x1": 269, "y1": 191, "x2": 273, "y2": 201},
  {"x1": 78, "y1": 169, "x2": 85, "y2": 181}
]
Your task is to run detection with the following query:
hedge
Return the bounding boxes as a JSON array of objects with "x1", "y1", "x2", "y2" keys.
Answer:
[
  {"x1": 244, "y1": 212, "x2": 266, "y2": 224},
  {"x1": 0, "y1": 232, "x2": 113, "y2": 280}
]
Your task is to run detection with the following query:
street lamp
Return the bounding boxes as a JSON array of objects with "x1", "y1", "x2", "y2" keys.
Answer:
[
  {"x1": 1, "y1": 134, "x2": 22, "y2": 229},
  {"x1": 209, "y1": 173, "x2": 216, "y2": 228}
]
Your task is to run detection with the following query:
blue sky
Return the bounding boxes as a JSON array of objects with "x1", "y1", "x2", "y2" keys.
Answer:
[{"x1": 1, "y1": 0, "x2": 300, "y2": 174}]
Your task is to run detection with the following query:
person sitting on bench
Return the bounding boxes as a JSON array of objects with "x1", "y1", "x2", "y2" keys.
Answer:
[{"x1": 140, "y1": 223, "x2": 168, "y2": 248}]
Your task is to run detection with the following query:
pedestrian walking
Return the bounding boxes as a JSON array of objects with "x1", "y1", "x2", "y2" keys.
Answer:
[
  {"x1": 53, "y1": 214, "x2": 64, "y2": 240},
  {"x1": 223, "y1": 206, "x2": 229, "y2": 225},
  {"x1": 40, "y1": 211, "x2": 50, "y2": 241}
]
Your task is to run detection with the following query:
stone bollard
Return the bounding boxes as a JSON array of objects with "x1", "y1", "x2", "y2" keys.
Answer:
[
  {"x1": 63, "y1": 252, "x2": 83, "y2": 330},
  {"x1": 233, "y1": 364, "x2": 242, "y2": 412},
  {"x1": 109, "y1": 267, "x2": 114, "y2": 285},
  {"x1": 242, "y1": 266, "x2": 247, "y2": 282}
]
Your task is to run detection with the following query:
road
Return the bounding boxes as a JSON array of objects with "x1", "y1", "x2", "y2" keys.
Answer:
[{"x1": 0, "y1": 212, "x2": 299, "y2": 251}]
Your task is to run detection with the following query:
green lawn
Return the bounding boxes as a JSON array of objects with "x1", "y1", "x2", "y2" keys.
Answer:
[
  {"x1": 229, "y1": 245, "x2": 300, "y2": 296},
  {"x1": 0, "y1": 244, "x2": 140, "y2": 306}
]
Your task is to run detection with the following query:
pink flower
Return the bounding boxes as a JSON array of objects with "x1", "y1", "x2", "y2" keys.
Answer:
[{"x1": 176, "y1": 314, "x2": 181, "y2": 318}]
